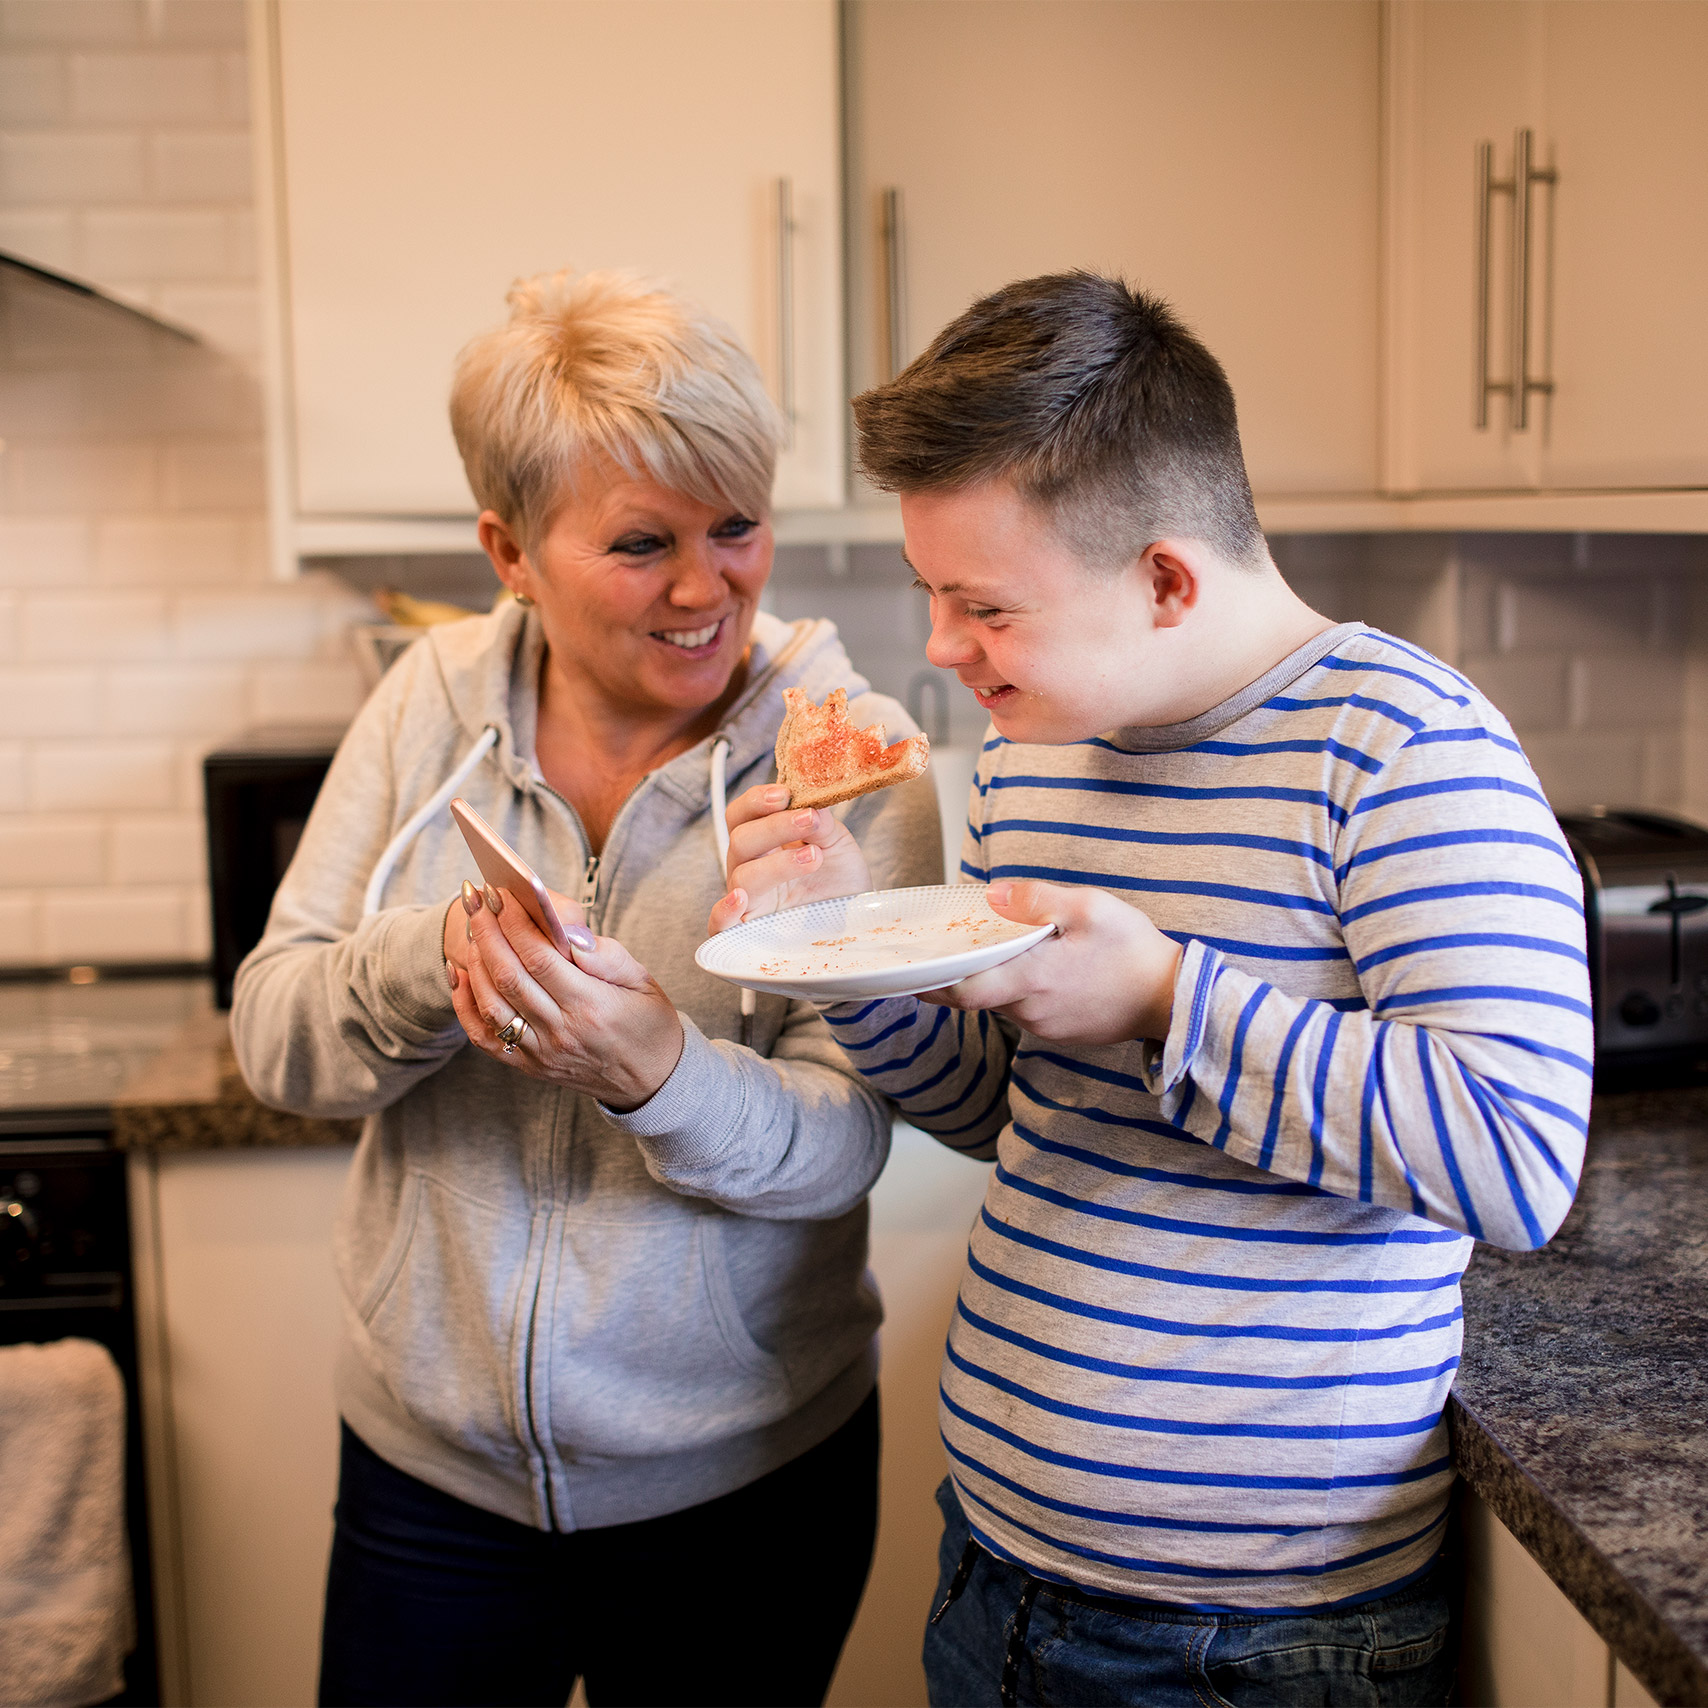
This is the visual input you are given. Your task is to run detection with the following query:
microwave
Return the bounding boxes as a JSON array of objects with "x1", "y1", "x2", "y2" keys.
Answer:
[{"x1": 203, "y1": 725, "x2": 345, "y2": 1008}]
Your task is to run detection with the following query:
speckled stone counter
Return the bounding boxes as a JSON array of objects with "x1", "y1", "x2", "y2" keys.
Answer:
[
  {"x1": 111, "y1": 1000, "x2": 360, "y2": 1151},
  {"x1": 1453, "y1": 1086, "x2": 1708, "y2": 1706}
]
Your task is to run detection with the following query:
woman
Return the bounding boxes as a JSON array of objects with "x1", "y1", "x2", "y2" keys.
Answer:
[{"x1": 231, "y1": 271, "x2": 940, "y2": 1708}]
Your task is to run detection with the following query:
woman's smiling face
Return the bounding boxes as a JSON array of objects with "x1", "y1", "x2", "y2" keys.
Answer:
[{"x1": 516, "y1": 466, "x2": 772, "y2": 720}]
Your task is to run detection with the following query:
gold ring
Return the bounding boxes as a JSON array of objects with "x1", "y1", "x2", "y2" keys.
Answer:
[{"x1": 496, "y1": 1015, "x2": 526, "y2": 1052}]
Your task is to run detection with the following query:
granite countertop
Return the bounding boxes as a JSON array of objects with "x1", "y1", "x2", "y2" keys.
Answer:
[
  {"x1": 1453, "y1": 1085, "x2": 1708, "y2": 1706},
  {"x1": 111, "y1": 997, "x2": 359, "y2": 1151}
]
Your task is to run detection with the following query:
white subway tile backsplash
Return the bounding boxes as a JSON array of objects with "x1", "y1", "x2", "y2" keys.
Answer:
[
  {"x1": 151, "y1": 283, "x2": 259, "y2": 354},
  {"x1": 0, "y1": 666, "x2": 101, "y2": 736},
  {"x1": 80, "y1": 205, "x2": 227, "y2": 280},
  {"x1": 40, "y1": 883, "x2": 190, "y2": 961},
  {"x1": 1502, "y1": 731, "x2": 1646, "y2": 813},
  {"x1": 1460, "y1": 653, "x2": 1571, "y2": 733},
  {"x1": 0, "y1": 1, "x2": 142, "y2": 46},
  {"x1": 22, "y1": 591, "x2": 170, "y2": 661},
  {"x1": 0, "y1": 206, "x2": 75, "y2": 271},
  {"x1": 68, "y1": 50, "x2": 223, "y2": 123},
  {"x1": 110, "y1": 811, "x2": 203, "y2": 883},
  {"x1": 1499, "y1": 576, "x2": 1667, "y2": 655},
  {"x1": 4, "y1": 440, "x2": 157, "y2": 512},
  {"x1": 0, "y1": 130, "x2": 143, "y2": 204},
  {"x1": 0, "y1": 740, "x2": 22, "y2": 809},
  {"x1": 173, "y1": 589, "x2": 325, "y2": 660},
  {"x1": 0, "y1": 53, "x2": 68, "y2": 121},
  {"x1": 1643, "y1": 727, "x2": 1685, "y2": 806},
  {"x1": 0, "y1": 814, "x2": 102, "y2": 884},
  {"x1": 103, "y1": 662, "x2": 243, "y2": 734},
  {"x1": 159, "y1": 437, "x2": 263, "y2": 509},
  {"x1": 249, "y1": 658, "x2": 365, "y2": 725},
  {"x1": 153, "y1": 1, "x2": 246, "y2": 48},
  {"x1": 95, "y1": 513, "x2": 250, "y2": 582},
  {"x1": 216, "y1": 45, "x2": 245, "y2": 121},
  {"x1": 146, "y1": 127, "x2": 248, "y2": 200},
  {"x1": 0, "y1": 591, "x2": 13, "y2": 659},
  {"x1": 1572, "y1": 652, "x2": 1687, "y2": 729},
  {"x1": 0, "y1": 890, "x2": 42, "y2": 964},
  {"x1": 28, "y1": 738, "x2": 175, "y2": 811},
  {"x1": 0, "y1": 518, "x2": 92, "y2": 587},
  {"x1": 226, "y1": 201, "x2": 253, "y2": 277}
]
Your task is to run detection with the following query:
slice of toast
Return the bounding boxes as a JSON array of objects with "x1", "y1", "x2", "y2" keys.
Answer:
[{"x1": 775, "y1": 686, "x2": 931, "y2": 811}]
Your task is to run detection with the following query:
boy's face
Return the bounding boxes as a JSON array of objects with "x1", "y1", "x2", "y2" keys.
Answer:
[{"x1": 904, "y1": 480, "x2": 1171, "y2": 744}]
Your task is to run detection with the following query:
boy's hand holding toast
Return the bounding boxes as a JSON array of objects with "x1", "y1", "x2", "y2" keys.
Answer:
[{"x1": 709, "y1": 784, "x2": 874, "y2": 933}]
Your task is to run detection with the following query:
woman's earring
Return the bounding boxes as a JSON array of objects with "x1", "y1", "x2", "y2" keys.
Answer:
[{"x1": 512, "y1": 591, "x2": 535, "y2": 608}]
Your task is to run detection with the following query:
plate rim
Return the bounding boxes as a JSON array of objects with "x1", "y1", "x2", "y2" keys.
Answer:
[{"x1": 694, "y1": 882, "x2": 1053, "y2": 999}]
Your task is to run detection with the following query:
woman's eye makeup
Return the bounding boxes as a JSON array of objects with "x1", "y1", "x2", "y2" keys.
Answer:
[{"x1": 609, "y1": 533, "x2": 667, "y2": 557}]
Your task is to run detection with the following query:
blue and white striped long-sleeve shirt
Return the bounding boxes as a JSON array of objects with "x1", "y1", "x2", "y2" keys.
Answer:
[{"x1": 828, "y1": 623, "x2": 1591, "y2": 1611}]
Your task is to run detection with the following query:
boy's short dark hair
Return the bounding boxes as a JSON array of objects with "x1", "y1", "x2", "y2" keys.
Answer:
[{"x1": 852, "y1": 271, "x2": 1266, "y2": 570}]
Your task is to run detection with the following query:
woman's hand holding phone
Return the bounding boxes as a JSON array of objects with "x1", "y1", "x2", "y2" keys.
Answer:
[
  {"x1": 447, "y1": 879, "x2": 684, "y2": 1112},
  {"x1": 708, "y1": 784, "x2": 873, "y2": 935}
]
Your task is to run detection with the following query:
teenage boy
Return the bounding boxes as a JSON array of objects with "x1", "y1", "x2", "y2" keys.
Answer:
[{"x1": 715, "y1": 273, "x2": 1592, "y2": 1707}]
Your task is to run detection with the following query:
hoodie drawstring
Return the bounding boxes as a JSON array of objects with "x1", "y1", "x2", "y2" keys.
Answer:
[
  {"x1": 362, "y1": 725, "x2": 500, "y2": 917},
  {"x1": 710, "y1": 735, "x2": 758, "y2": 1050}
]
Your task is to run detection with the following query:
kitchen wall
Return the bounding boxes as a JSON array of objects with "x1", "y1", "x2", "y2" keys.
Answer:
[{"x1": 0, "y1": 0, "x2": 369, "y2": 965}]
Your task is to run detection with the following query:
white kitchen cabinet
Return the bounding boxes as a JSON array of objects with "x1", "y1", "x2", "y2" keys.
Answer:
[
  {"x1": 1458, "y1": 1486, "x2": 1661, "y2": 1708},
  {"x1": 829, "y1": 1123, "x2": 990, "y2": 1708},
  {"x1": 1383, "y1": 0, "x2": 1708, "y2": 497},
  {"x1": 844, "y1": 0, "x2": 1383, "y2": 502},
  {"x1": 261, "y1": 0, "x2": 843, "y2": 531},
  {"x1": 130, "y1": 1145, "x2": 352, "y2": 1708}
]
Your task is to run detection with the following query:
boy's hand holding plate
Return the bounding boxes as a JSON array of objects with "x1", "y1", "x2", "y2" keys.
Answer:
[{"x1": 923, "y1": 878, "x2": 1184, "y2": 1046}]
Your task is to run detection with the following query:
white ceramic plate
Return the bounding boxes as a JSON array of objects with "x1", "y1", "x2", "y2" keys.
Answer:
[{"x1": 695, "y1": 884, "x2": 1055, "y2": 1002}]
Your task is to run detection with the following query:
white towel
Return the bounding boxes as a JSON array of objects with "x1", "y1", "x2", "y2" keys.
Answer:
[{"x1": 0, "y1": 1339, "x2": 134, "y2": 1708}]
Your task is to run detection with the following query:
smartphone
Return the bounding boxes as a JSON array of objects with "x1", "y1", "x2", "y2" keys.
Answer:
[{"x1": 449, "y1": 797, "x2": 580, "y2": 958}]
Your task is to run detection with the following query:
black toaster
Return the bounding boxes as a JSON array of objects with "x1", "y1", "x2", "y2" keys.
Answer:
[{"x1": 1557, "y1": 809, "x2": 1708, "y2": 1089}]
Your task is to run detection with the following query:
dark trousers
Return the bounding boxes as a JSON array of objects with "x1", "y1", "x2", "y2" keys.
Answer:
[{"x1": 319, "y1": 1389, "x2": 880, "y2": 1708}]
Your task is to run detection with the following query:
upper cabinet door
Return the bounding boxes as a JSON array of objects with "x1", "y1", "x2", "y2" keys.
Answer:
[
  {"x1": 1386, "y1": 0, "x2": 1708, "y2": 496},
  {"x1": 845, "y1": 1, "x2": 1382, "y2": 501},
  {"x1": 1541, "y1": 2, "x2": 1708, "y2": 490},
  {"x1": 272, "y1": 0, "x2": 842, "y2": 517},
  {"x1": 1384, "y1": 0, "x2": 1543, "y2": 492}
]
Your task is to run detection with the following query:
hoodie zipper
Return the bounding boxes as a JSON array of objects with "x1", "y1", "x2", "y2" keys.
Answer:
[{"x1": 579, "y1": 854, "x2": 602, "y2": 932}]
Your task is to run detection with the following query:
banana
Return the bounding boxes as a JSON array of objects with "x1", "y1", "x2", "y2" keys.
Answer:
[{"x1": 373, "y1": 588, "x2": 486, "y2": 628}]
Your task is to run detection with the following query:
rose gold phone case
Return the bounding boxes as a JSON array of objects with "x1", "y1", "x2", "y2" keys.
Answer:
[{"x1": 449, "y1": 797, "x2": 575, "y2": 957}]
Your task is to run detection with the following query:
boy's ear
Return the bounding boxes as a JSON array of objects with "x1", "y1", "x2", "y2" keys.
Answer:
[{"x1": 1138, "y1": 541, "x2": 1203, "y2": 630}]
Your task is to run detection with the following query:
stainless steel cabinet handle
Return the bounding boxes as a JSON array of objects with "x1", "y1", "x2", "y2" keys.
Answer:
[
  {"x1": 1510, "y1": 126, "x2": 1557, "y2": 430},
  {"x1": 882, "y1": 186, "x2": 907, "y2": 381},
  {"x1": 775, "y1": 177, "x2": 796, "y2": 446},
  {"x1": 1475, "y1": 139, "x2": 1515, "y2": 428}
]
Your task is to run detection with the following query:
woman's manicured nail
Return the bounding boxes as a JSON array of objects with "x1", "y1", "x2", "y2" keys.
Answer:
[
  {"x1": 764, "y1": 787, "x2": 789, "y2": 807},
  {"x1": 446, "y1": 962, "x2": 459, "y2": 991},
  {"x1": 565, "y1": 924, "x2": 596, "y2": 954},
  {"x1": 484, "y1": 884, "x2": 503, "y2": 914},
  {"x1": 461, "y1": 879, "x2": 482, "y2": 917},
  {"x1": 792, "y1": 809, "x2": 815, "y2": 830}
]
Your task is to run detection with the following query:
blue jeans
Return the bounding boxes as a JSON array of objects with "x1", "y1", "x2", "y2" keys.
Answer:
[
  {"x1": 922, "y1": 1481, "x2": 1456, "y2": 1708},
  {"x1": 318, "y1": 1390, "x2": 879, "y2": 1707}
]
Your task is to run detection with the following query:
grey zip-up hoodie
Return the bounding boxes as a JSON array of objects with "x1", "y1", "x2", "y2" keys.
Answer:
[{"x1": 230, "y1": 603, "x2": 942, "y2": 1530}]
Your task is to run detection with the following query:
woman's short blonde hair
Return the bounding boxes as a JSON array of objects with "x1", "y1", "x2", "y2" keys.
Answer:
[{"x1": 450, "y1": 269, "x2": 784, "y2": 549}]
